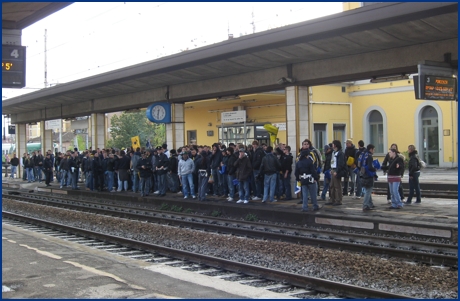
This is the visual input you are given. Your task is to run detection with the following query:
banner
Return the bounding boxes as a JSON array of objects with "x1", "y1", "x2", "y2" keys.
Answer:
[
  {"x1": 263, "y1": 123, "x2": 279, "y2": 145},
  {"x1": 131, "y1": 136, "x2": 140, "y2": 150}
]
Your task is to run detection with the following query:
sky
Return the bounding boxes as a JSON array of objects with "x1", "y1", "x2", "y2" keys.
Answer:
[{"x1": 2, "y1": 2, "x2": 343, "y2": 99}]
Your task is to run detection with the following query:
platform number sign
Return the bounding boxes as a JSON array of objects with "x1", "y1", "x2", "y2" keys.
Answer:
[{"x1": 2, "y1": 45, "x2": 26, "y2": 88}]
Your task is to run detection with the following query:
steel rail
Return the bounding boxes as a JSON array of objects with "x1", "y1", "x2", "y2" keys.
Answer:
[
  {"x1": 2, "y1": 211, "x2": 416, "y2": 299},
  {"x1": 3, "y1": 194, "x2": 457, "y2": 267}
]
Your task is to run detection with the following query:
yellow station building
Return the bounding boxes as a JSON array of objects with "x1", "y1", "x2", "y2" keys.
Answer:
[{"x1": 183, "y1": 77, "x2": 458, "y2": 168}]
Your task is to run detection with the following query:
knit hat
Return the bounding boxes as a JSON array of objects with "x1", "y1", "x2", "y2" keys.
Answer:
[{"x1": 324, "y1": 144, "x2": 330, "y2": 152}]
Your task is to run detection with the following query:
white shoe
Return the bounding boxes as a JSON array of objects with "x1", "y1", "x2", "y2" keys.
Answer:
[
  {"x1": 236, "y1": 199, "x2": 244, "y2": 204},
  {"x1": 192, "y1": 195, "x2": 196, "y2": 199},
  {"x1": 252, "y1": 196, "x2": 261, "y2": 201},
  {"x1": 59, "y1": 186, "x2": 63, "y2": 189},
  {"x1": 184, "y1": 196, "x2": 189, "y2": 199},
  {"x1": 243, "y1": 200, "x2": 249, "y2": 204},
  {"x1": 228, "y1": 197, "x2": 234, "y2": 202},
  {"x1": 177, "y1": 191, "x2": 182, "y2": 194},
  {"x1": 271, "y1": 199, "x2": 277, "y2": 202},
  {"x1": 154, "y1": 191, "x2": 160, "y2": 195},
  {"x1": 262, "y1": 199, "x2": 267, "y2": 203}
]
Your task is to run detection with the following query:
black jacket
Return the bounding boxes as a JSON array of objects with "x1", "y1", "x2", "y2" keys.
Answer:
[
  {"x1": 137, "y1": 157, "x2": 152, "y2": 178},
  {"x1": 295, "y1": 156, "x2": 319, "y2": 184},
  {"x1": 280, "y1": 153, "x2": 293, "y2": 173},
  {"x1": 226, "y1": 152, "x2": 238, "y2": 176},
  {"x1": 234, "y1": 154, "x2": 253, "y2": 181},
  {"x1": 260, "y1": 153, "x2": 281, "y2": 175},
  {"x1": 333, "y1": 149, "x2": 347, "y2": 179},
  {"x1": 408, "y1": 150, "x2": 421, "y2": 176},
  {"x1": 252, "y1": 147, "x2": 265, "y2": 170},
  {"x1": 10, "y1": 157, "x2": 19, "y2": 166}
]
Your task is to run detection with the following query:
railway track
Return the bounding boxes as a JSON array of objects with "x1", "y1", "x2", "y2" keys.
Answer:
[
  {"x1": 3, "y1": 191, "x2": 457, "y2": 268},
  {"x1": 2, "y1": 212, "x2": 416, "y2": 299}
]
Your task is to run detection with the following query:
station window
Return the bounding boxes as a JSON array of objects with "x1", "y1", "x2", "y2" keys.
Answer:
[
  {"x1": 314, "y1": 123, "x2": 327, "y2": 150},
  {"x1": 218, "y1": 123, "x2": 270, "y2": 146},
  {"x1": 187, "y1": 130, "x2": 197, "y2": 145},
  {"x1": 333, "y1": 124, "x2": 345, "y2": 144},
  {"x1": 368, "y1": 110, "x2": 384, "y2": 153}
]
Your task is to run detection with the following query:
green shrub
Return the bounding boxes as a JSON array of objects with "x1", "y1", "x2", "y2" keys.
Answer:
[
  {"x1": 184, "y1": 208, "x2": 193, "y2": 214},
  {"x1": 170, "y1": 205, "x2": 183, "y2": 212},
  {"x1": 211, "y1": 210, "x2": 222, "y2": 217},
  {"x1": 245, "y1": 213, "x2": 258, "y2": 222},
  {"x1": 159, "y1": 203, "x2": 170, "y2": 211}
]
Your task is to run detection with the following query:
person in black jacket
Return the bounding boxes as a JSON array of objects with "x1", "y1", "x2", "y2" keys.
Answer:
[
  {"x1": 137, "y1": 152, "x2": 152, "y2": 197},
  {"x1": 361, "y1": 144, "x2": 377, "y2": 211},
  {"x1": 225, "y1": 147, "x2": 238, "y2": 202},
  {"x1": 260, "y1": 146, "x2": 281, "y2": 203},
  {"x1": 195, "y1": 150, "x2": 211, "y2": 201},
  {"x1": 25, "y1": 153, "x2": 35, "y2": 182},
  {"x1": 326, "y1": 140, "x2": 346, "y2": 206},
  {"x1": 9, "y1": 153, "x2": 19, "y2": 179},
  {"x1": 115, "y1": 150, "x2": 131, "y2": 192},
  {"x1": 295, "y1": 149, "x2": 319, "y2": 212},
  {"x1": 280, "y1": 146, "x2": 293, "y2": 200},
  {"x1": 234, "y1": 148, "x2": 253, "y2": 204},
  {"x1": 210, "y1": 143, "x2": 223, "y2": 197},
  {"x1": 43, "y1": 153, "x2": 54, "y2": 186},
  {"x1": 321, "y1": 144, "x2": 333, "y2": 201},
  {"x1": 406, "y1": 144, "x2": 422, "y2": 204},
  {"x1": 251, "y1": 140, "x2": 265, "y2": 201},
  {"x1": 154, "y1": 146, "x2": 170, "y2": 196}
]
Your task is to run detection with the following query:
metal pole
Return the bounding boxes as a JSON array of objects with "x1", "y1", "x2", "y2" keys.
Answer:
[
  {"x1": 59, "y1": 119, "x2": 62, "y2": 152},
  {"x1": 44, "y1": 29, "x2": 48, "y2": 88}
]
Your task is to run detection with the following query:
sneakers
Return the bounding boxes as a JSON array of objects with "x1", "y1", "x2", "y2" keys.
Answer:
[
  {"x1": 60, "y1": 186, "x2": 63, "y2": 189},
  {"x1": 252, "y1": 196, "x2": 261, "y2": 201},
  {"x1": 387, "y1": 199, "x2": 392, "y2": 204},
  {"x1": 184, "y1": 196, "x2": 189, "y2": 199},
  {"x1": 153, "y1": 191, "x2": 160, "y2": 195},
  {"x1": 243, "y1": 200, "x2": 249, "y2": 204},
  {"x1": 271, "y1": 199, "x2": 277, "y2": 202},
  {"x1": 227, "y1": 197, "x2": 234, "y2": 202},
  {"x1": 362, "y1": 207, "x2": 375, "y2": 211},
  {"x1": 261, "y1": 199, "x2": 267, "y2": 203},
  {"x1": 236, "y1": 199, "x2": 244, "y2": 204},
  {"x1": 352, "y1": 196, "x2": 361, "y2": 199},
  {"x1": 192, "y1": 195, "x2": 197, "y2": 199}
]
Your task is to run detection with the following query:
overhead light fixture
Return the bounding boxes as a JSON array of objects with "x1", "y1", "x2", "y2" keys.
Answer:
[
  {"x1": 276, "y1": 77, "x2": 296, "y2": 85},
  {"x1": 370, "y1": 74, "x2": 409, "y2": 83},
  {"x1": 28, "y1": 122, "x2": 37, "y2": 125},
  {"x1": 217, "y1": 95, "x2": 240, "y2": 101}
]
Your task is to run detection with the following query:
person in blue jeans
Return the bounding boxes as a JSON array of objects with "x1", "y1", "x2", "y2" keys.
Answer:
[
  {"x1": 406, "y1": 145, "x2": 422, "y2": 204},
  {"x1": 295, "y1": 149, "x2": 320, "y2": 212},
  {"x1": 361, "y1": 144, "x2": 377, "y2": 211},
  {"x1": 178, "y1": 152, "x2": 196, "y2": 199},
  {"x1": 281, "y1": 146, "x2": 293, "y2": 200},
  {"x1": 260, "y1": 146, "x2": 281, "y2": 203},
  {"x1": 225, "y1": 148, "x2": 238, "y2": 202},
  {"x1": 234, "y1": 148, "x2": 252, "y2": 204}
]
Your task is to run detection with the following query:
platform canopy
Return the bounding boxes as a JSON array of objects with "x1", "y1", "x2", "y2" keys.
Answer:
[{"x1": 2, "y1": 2, "x2": 458, "y2": 123}]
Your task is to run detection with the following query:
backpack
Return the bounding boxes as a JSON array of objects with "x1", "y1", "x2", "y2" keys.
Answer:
[
  {"x1": 416, "y1": 155, "x2": 426, "y2": 170},
  {"x1": 358, "y1": 151, "x2": 368, "y2": 177},
  {"x1": 307, "y1": 148, "x2": 322, "y2": 173}
]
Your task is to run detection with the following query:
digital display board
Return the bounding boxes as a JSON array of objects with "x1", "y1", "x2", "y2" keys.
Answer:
[
  {"x1": 2, "y1": 44, "x2": 26, "y2": 88},
  {"x1": 423, "y1": 75, "x2": 456, "y2": 100}
]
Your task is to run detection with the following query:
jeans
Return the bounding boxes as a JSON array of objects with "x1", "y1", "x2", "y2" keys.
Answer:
[
  {"x1": 139, "y1": 177, "x2": 151, "y2": 196},
  {"x1": 26, "y1": 167, "x2": 34, "y2": 182},
  {"x1": 181, "y1": 173, "x2": 195, "y2": 197},
  {"x1": 132, "y1": 172, "x2": 139, "y2": 192},
  {"x1": 10, "y1": 165, "x2": 17, "y2": 178},
  {"x1": 282, "y1": 172, "x2": 292, "y2": 200},
  {"x1": 211, "y1": 168, "x2": 221, "y2": 195},
  {"x1": 362, "y1": 185, "x2": 374, "y2": 209},
  {"x1": 227, "y1": 174, "x2": 236, "y2": 198},
  {"x1": 70, "y1": 171, "x2": 78, "y2": 189},
  {"x1": 321, "y1": 177, "x2": 330, "y2": 200},
  {"x1": 60, "y1": 170, "x2": 68, "y2": 187},
  {"x1": 252, "y1": 169, "x2": 263, "y2": 198},
  {"x1": 389, "y1": 181, "x2": 403, "y2": 208},
  {"x1": 407, "y1": 171, "x2": 421, "y2": 203},
  {"x1": 157, "y1": 173, "x2": 166, "y2": 194},
  {"x1": 106, "y1": 171, "x2": 114, "y2": 192},
  {"x1": 301, "y1": 184, "x2": 318, "y2": 211},
  {"x1": 355, "y1": 175, "x2": 363, "y2": 197},
  {"x1": 220, "y1": 172, "x2": 228, "y2": 196},
  {"x1": 85, "y1": 171, "x2": 93, "y2": 190},
  {"x1": 34, "y1": 166, "x2": 43, "y2": 181},
  {"x1": 238, "y1": 180, "x2": 250, "y2": 201},
  {"x1": 118, "y1": 178, "x2": 128, "y2": 192},
  {"x1": 263, "y1": 173, "x2": 277, "y2": 202},
  {"x1": 198, "y1": 174, "x2": 209, "y2": 200}
]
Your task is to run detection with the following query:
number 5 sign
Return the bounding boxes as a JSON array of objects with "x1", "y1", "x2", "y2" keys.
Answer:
[{"x1": 2, "y1": 45, "x2": 26, "y2": 88}]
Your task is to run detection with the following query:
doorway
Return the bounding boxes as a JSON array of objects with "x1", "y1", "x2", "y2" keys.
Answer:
[{"x1": 421, "y1": 106, "x2": 439, "y2": 166}]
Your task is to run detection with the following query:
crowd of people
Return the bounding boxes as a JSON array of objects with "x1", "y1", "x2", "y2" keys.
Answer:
[{"x1": 13, "y1": 139, "x2": 424, "y2": 212}]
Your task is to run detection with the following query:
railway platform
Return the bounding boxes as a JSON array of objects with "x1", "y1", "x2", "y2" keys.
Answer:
[{"x1": 3, "y1": 168, "x2": 458, "y2": 241}]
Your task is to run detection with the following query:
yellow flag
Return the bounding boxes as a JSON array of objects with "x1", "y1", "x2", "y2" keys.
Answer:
[
  {"x1": 263, "y1": 124, "x2": 279, "y2": 145},
  {"x1": 131, "y1": 136, "x2": 140, "y2": 150}
]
